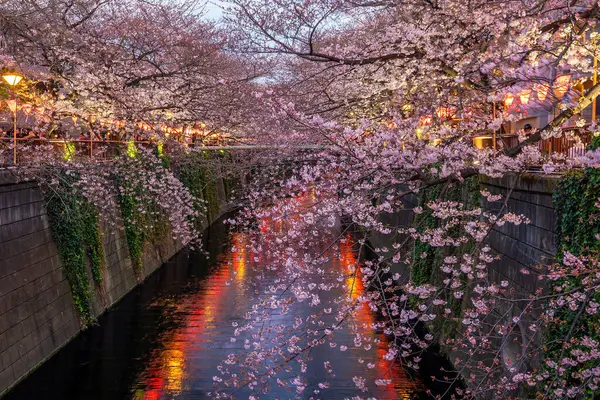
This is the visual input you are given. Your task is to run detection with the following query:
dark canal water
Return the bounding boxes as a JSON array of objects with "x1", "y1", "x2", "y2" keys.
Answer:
[{"x1": 4, "y1": 217, "x2": 453, "y2": 400}]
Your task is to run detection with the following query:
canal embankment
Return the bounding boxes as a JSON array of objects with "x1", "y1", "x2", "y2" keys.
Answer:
[
  {"x1": 2, "y1": 213, "x2": 452, "y2": 400},
  {"x1": 0, "y1": 166, "x2": 234, "y2": 397},
  {"x1": 368, "y1": 173, "x2": 560, "y2": 394}
]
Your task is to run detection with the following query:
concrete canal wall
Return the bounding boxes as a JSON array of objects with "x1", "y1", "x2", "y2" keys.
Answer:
[
  {"x1": 370, "y1": 173, "x2": 560, "y2": 374},
  {"x1": 0, "y1": 171, "x2": 230, "y2": 397},
  {"x1": 480, "y1": 174, "x2": 559, "y2": 300},
  {"x1": 370, "y1": 173, "x2": 559, "y2": 291}
]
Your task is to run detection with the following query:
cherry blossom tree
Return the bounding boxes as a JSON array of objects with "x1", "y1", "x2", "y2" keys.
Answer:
[
  {"x1": 0, "y1": 0, "x2": 268, "y2": 140},
  {"x1": 0, "y1": 0, "x2": 265, "y2": 245},
  {"x1": 3, "y1": 0, "x2": 600, "y2": 398},
  {"x1": 206, "y1": 0, "x2": 600, "y2": 398}
]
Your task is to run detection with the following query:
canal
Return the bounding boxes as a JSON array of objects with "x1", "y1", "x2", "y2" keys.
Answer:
[{"x1": 4, "y1": 215, "x2": 454, "y2": 399}]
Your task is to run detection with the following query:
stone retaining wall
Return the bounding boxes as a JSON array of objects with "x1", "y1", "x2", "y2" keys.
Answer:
[
  {"x1": 480, "y1": 174, "x2": 559, "y2": 298},
  {"x1": 0, "y1": 170, "x2": 229, "y2": 397}
]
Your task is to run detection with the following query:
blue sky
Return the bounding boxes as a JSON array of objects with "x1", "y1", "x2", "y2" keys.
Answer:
[{"x1": 205, "y1": 1, "x2": 224, "y2": 20}]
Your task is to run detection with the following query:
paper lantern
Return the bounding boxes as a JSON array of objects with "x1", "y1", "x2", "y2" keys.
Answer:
[
  {"x1": 72, "y1": 115, "x2": 79, "y2": 125},
  {"x1": 436, "y1": 107, "x2": 455, "y2": 119},
  {"x1": 519, "y1": 89, "x2": 532, "y2": 105},
  {"x1": 553, "y1": 74, "x2": 571, "y2": 98},
  {"x1": 6, "y1": 100, "x2": 17, "y2": 114},
  {"x1": 534, "y1": 83, "x2": 549, "y2": 101},
  {"x1": 419, "y1": 115, "x2": 432, "y2": 126},
  {"x1": 22, "y1": 104, "x2": 33, "y2": 115},
  {"x1": 504, "y1": 93, "x2": 514, "y2": 108}
]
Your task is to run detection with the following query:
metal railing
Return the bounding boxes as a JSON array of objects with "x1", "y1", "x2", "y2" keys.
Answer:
[
  {"x1": 0, "y1": 137, "x2": 157, "y2": 163},
  {"x1": 1, "y1": 130, "x2": 595, "y2": 166},
  {"x1": 476, "y1": 129, "x2": 593, "y2": 158}
]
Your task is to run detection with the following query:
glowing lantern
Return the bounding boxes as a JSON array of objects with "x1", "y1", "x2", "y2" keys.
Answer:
[
  {"x1": 72, "y1": 115, "x2": 78, "y2": 125},
  {"x1": 126, "y1": 140, "x2": 137, "y2": 158},
  {"x1": 63, "y1": 141, "x2": 75, "y2": 161},
  {"x1": 519, "y1": 89, "x2": 532, "y2": 105},
  {"x1": 2, "y1": 73, "x2": 23, "y2": 86},
  {"x1": 534, "y1": 83, "x2": 549, "y2": 101},
  {"x1": 21, "y1": 104, "x2": 33, "y2": 115},
  {"x1": 504, "y1": 93, "x2": 514, "y2": 108},
  {"x1": 436, "y1": 107, "x2": 455, "y2": 119},
  {"x1": 6, "y1": 99, "x2": 17, "y2": 114},
  {"x1": 553, "y1": 74, "x2": 571, "y2": 98},
  {"x1": 419, "y1": 115, "x2": 432, "y2": 126},
  {"x1": 89, "y1": 114, "x2": 96, "y2": 124}
]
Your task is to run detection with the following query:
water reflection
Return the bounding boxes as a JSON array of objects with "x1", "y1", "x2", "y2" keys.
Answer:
[
  {"x1": 340, "y1": 237, "x2": 420, "y2": 400},
  {"x1": 5, "y1": 217, "x2": 449, "y2": 400},
  {"x1": 130, "y1": 227, "x2": 426, "y2": 399},
  {"x1": 135, "y1": 233, "x2": 249, "y2": 400}
]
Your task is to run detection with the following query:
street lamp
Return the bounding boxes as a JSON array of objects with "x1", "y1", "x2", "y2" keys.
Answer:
[{"x1": 3, "y1": 72, "x2": 23, "y2": 164}]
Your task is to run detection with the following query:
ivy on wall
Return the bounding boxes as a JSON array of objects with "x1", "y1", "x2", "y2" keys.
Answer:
[
  {"x1": 410, "y1": 176, "x2": 481, "y2": 339},
  {"x1": 116, "y1": 175, "x2": 172, "y2": 274},
  {"x1": 43, "y1": 150, "x2": 230, "y2": 325},
  {"x1": 223, "y1": 174, "x2": 238, "y2": 202},
  {"x1": 548, "y1": 168, "x2": 600, "y2": 396},
  {"x1": 44, "y1": 174, "x2": 104, "y2": 325},
  {"x1": 117, "y1": 188, "x2": 146, "y2": 273},
  {"x1": 586, "y1": 135, "x2": 600, "y2": 152},
  {"x1": 412, "y1": 176, "x2": 480, "y2": 285},
  {"x1": 177, "y1": 152, "x2": 223, "y2": 223}
]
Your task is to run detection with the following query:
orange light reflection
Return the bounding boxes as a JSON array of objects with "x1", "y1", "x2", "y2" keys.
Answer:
[
  {"x1": 137, "y1": 233, "x2": 252, "y2": 399},
  {"x1": 339, "y1": 235, "x2": 419, "y2": 399}
]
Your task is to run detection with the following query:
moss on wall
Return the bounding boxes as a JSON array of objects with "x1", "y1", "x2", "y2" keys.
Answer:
[
  {"x1": 44, "y1": 175, "x2": 104, "y2": 325},
  {"x1": 545, "y1": 168, "x2": 600, "y2": 397}
]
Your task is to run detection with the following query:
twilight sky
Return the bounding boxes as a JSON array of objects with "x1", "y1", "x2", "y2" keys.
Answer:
[{"x1": 205, "y1": 1, "x2": 224, "y2": 20}]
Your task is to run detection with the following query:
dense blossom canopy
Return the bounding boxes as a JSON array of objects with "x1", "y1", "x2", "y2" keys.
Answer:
[
  {"x1": 3, "y1": 0, "x2": 600, "y2": 399},
  {"x1": 217, "y1": 1, "x2": 600, "y2": 399}
]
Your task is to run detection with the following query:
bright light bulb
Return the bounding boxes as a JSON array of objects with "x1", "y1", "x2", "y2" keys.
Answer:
[{"x1": 2, "y1": 74, "x2": 23, "y2": 86}]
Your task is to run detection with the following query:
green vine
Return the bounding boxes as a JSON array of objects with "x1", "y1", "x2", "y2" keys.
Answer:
[
  {"x1": 412, "y1": 176, "x2": 480, "y2": 286},
  {"x1": 177, "y1": 152, "x2": 221, "y2": 223},
  {"x1": 44, "y1": 153, "x2": 227, "y2": 324},
  {"x1": 223, "y1": 174, "x2": 238, "y2": 202},
  {"x1": 117, "y1": 188, "x2": 146, "y2": 273},
  {"x1": 44, "y1": 174, "x2": 104, "y2": 325},
  {"x1": 586, "y1": 135, "x2": 600, "y2": 152},
  {"x1": 548, "y1": 168, "x2": 600, "y2": 397},
  {"x1": 411, "y1": 175, "x2": 481, "y2": 339}
]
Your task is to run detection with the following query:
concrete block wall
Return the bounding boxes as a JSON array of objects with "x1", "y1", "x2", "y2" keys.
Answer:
[
  {"x1": 370, "y1": 175, "x2": 559, "y2": 296},
  {"x1": 0, "y1": 172, "x2": 81, "y2": 398},
  {"x1": 0, "y1": 170, "x2": 229, "y2": 397},
  {"x1": 480, "y1": 174, "x2": 559, "y2": 297}
]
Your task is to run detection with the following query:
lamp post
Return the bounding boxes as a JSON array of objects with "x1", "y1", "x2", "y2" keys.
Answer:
[{"x1": 2, "y1": 73, "x2": 23, "y2": 164}]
